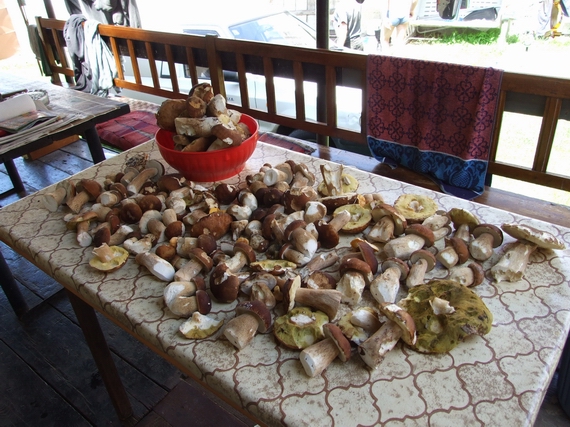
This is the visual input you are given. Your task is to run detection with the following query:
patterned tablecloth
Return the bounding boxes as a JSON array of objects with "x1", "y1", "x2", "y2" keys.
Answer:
[{"x1": 1, "y1": 139, "x2": 569, "y2": 427}]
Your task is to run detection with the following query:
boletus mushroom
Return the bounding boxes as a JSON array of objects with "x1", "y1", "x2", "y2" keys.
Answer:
[
  {"x1": 273, "y1": 306, "x2": 329, "y2": 350},
  {"x1": 490, "y1": 223, "x2": 566, "y2": 283},
  {"x1": 398, "y1": 280, "x2": 493, "y2": 353},
  {"x1": 299, "y1": 323, "x2": 351, "y2": 377},
  {"x1": 223, "y1": 300, "x2": 272, "y2": 350}
]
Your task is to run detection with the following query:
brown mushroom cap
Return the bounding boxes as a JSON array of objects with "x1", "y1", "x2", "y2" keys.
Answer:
[
  {"x1": 472, "y1": 224, "x2": 504, "y2": 247},
  {"x1": 404, "y1": 224, "x2": 436, "y2": 247},
  {"x1": 467, "y1": 262, "x2": 486, "y2": 287},
  {"x1": 236, "y1": 300, "x2": 272, "y2": 333},
  {"x1": 447, "y1": 237, "x2": 470, "y2": 264},
  {"x1": 371, "y1": 203, "x2": 407, "y2": 236},
  {"x1": 196, "y1": 234, "x2": 217, "y2": 256},
  {"x1": 233, "y1": 241, "x2": 256, "y2": 265},
  {"x1": 195, "y1": 289, "x2": 212, "y2": 314},
  {"x1": 323, "y1": 323, "x2": 352, "y2": 362},
  {"x1": 188, "y1": 248, "x2": 213, "y2": 272},
  {"x1": 120, "y1": 203, "x2": 143, "y2": 224},
  {"x1": 209, "y1": 263, "x2": 240, "y2": 303},
  {"x1": 379, "y1": 302, "x2": 417, "y2": 346},
  {"x1": 77, "y1": 179, "x2": 103, "y2": 200},
  {"x1": 339, "y1": 258, "x2": 373, "y2": 284},
  {"x1": 410, "y1": 249, "x2": 437, "y2": 272},
  {"x1": 190, "y1": 211, "x2": 233, "y2": 239},
  {"x1": 351, "y1": 238, "x2": 379, "y2": 275},
  {"x1": 314, "y1": 219, "x2": 340, "y2": 249},
  {"x1": 284, "y1": 220, "x2": 307, "y2": 241},
  {"x1": 138, "y1": 194, "x2": 163, "y2": 212},
  {"x1": 501, "y1": 223, "x2": 565, "y2": 250},
  {"x1": 281, "y1": 275, "x2": 302, "y2": 312}
]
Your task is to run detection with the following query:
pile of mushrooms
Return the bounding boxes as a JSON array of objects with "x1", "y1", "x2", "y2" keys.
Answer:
[{"x1": 46, "y1": 151, "x2": 567, "y2": 378}]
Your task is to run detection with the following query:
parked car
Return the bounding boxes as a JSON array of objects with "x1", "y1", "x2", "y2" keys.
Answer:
[{"x1": 121, "y1": 9, "x2": 368, "y2": 154}]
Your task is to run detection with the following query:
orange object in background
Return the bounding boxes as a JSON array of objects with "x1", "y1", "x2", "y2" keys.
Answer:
[{"x1": 0, "y1": 0, "x2": 19, "y2": 60}]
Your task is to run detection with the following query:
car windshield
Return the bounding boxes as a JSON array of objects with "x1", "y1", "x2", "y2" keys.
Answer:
[{"x1": 229, "y1": 13, "x2": 317, "y2": 47}]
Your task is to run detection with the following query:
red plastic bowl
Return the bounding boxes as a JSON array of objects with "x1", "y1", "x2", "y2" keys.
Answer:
[{"x1": 155, "y1": 114, "x2": 259, "y2": 182}]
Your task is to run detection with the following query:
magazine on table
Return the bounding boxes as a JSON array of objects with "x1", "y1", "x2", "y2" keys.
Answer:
[
  {"x1": 0, "y1": 109, "x2": 59, "y2": 133},
  {"x1": 0, "y1": 93, "x2": 83, "y2": 145}
]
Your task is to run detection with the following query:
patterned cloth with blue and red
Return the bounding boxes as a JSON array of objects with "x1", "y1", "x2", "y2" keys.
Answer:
[{"x1": 367, "y1": 55, "x2": 503, "y2": 199}]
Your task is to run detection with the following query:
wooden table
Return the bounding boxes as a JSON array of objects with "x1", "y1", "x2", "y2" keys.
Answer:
[
  {"x1": 0, "y1": 135, "x2": 569, "y2": 426},
  {"x1": 0, "y1": 72, "x2": 130, "y2": 194}
]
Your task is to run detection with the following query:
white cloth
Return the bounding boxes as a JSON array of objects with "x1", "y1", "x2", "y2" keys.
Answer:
[{"x1": 83, "y1": 19, "x2": 118, "y2": 97}]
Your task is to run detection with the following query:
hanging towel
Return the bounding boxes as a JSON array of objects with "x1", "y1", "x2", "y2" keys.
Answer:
[
  {"x1": 83, "y1": 19, "x2": 118, "y2": 97},
  {"x1": 64, "y1": 14, "x2": 118, "y2": 96},
  {"x1": 64, "y1": 14, "x2": 91, "y2": 92},
  {"x1": 366, "y1": 55, "x2": 503, "y2": 199}
]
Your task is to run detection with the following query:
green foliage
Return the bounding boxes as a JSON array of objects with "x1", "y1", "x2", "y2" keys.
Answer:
[
  {"x1": 434, "y1": 28, "x2": 501, "y2": 45},
  {"x1": 506, "y1": 34, "x2": 519, "y2": 44}
]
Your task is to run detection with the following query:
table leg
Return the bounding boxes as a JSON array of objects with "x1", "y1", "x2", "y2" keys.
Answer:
[
  {"x1": 82, "y1": 127, "x2": 106, "y2": 164},
  {"x1": 3, "y1": 159, "x2": 25, "y2": 193},
  {"x1": 0, "y1": 249, "x2": 29, "y2": 317},
  {"x1": 66, "y1": 290, "x2": 133, "y2": 420}
]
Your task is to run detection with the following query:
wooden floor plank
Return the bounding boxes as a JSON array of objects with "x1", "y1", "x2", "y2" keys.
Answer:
[{"x1": 0, "y1": 340, "x2": 91, "y2": 427}]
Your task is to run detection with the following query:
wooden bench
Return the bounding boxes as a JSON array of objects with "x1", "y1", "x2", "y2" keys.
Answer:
[{"x1": 35, "y1": 17, "x2": 570, "y2": 227}]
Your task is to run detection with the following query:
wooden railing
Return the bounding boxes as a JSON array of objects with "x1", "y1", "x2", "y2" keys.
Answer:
[{"x1": 36, "y1": 17, "x2": 570, "y2": 194}]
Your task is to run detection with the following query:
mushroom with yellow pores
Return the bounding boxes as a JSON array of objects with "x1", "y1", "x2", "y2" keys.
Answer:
[{"x1": 89, "y1": 243, "x2": 129, "y2": 272}]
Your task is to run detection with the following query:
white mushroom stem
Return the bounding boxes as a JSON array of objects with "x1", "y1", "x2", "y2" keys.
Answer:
[
  {"x1": 174, "y1": 259, "x2": 205, "y2": 282},
  {"x1": 223, "y1": 313, "x2": 259, "y2": 350},
  {"x1": 127, "y1": 167, "x2": 158, "y2": 195},
  {"x1": 290, "y1": 228, "x2": 318, "y2": 258},
  {"x1": 299, "y1": 252, "x2": 339, "y2": 279},
  {"x1": 175, "y1": 237, "x2": 198, "y2": 257},
  {"x1": 406, "y1": 258, "x2": 428, "y2": 289},
  {"x1": 369, "y1": 268, "x2": 401, "y2": 304},
  {"x1": 469, "y1": 232, "x2": 495, "y2": 261},
  {"x1": 422, "y1": 212, "x2": 450, "y2": 230},
  {"x1": 123, "y1": 235, "x2": 154, "y2": 255},
  {"x1": 358, "y1": 320, "x2": 402, "y2": 370},
  {"x1": 135, "y1": 252, "x2": 175, "y2": 281},
  {"x1": 90, "y1": 203, "x2": 112, "y2": 222},
  {"x1": 294, "y1": 288, "x2": 343, "y2": 321},
  {"x1": 299, "y1": 337, "x2": 339, "y2": 377},
  {"x1": 454, "y1": 223, "x2": 472, "y2": 243},
  {"x1": 350, "y1": 308, "x2": 382, "y2": 335},
  {"x1": 108, "y1": 225, "x2": 134, "y2": 246},
  {"x1": 42, "y1": 183, "x2": 73, "y2": 212},
  {"x1": 76, "y1": 221, "x2": 93, "y2": 247},
  {"x1": 164, "y1": 281, "x2": 198, "y2": 316},
  {"x1": 437, "y1": 246, "x2": 459, "y2": 269},
  {"x1": 383, "y1": 234, "x2": 425, "y2": 260},
  {"x1": 225, "y1": 251, "x2": 248, "y2": 273},
  {"x1": 336, "y1": 271, "x2": 366, "y2": 306},
  {"x1": 92, "y1": 243, "x2": 115, "y2": 263},
  {"x1": 162, "y1": 208, "x2": 178, "y2": 226},
  {"x1": 490, "y1": 242, "x2": 537, "y2": 283},
  {"x1": 366, "y1": 216, "x2": 395, "y2": 243},
  {"x1": 432, "y1": 226, "x2": 451, "y2": 241}
]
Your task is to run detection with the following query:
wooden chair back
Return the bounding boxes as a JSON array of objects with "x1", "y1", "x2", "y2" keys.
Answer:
[{"x1": 35, "y1": 16, "x2": 570, "y2": 195}]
